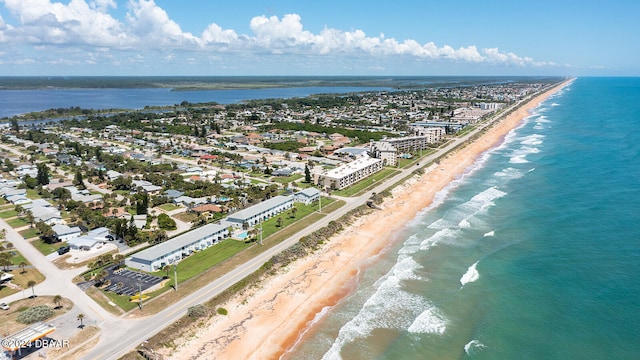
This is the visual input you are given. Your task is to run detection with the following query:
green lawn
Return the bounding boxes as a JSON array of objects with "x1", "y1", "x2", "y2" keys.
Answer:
[
  {"x1": 0, "y1": 210, "x2": 18, "y2": 219},
  {"x1": 31, "y1": 239, "x2": 67, "y2": 255},
  {"x1": 6, "y1": 218, "x2": 29, "y2": 228},
  {"x1": 25, "y1": 188, "x2": 41, "y2": 200},
  {"x1": 271, "y1": 174, "x2": 303, "y2": 184},
  {"x1": 253, "y1": 198, "x2": 333, "y2": 239},
  {"x1": 158, "y1": 203, "x2": 180, "y2": 212},
  {"x1": 151, "y1": 239, "x2": 251, "y2": 282},
  {"x1": 333, "y1": 168, "x2": 401, "y2": 197},
  {"x1": 19, "y1": 227, "x2": 40, "y2": 239}
]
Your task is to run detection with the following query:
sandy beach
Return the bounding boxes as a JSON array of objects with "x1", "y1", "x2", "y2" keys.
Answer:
[{"x1": 166, "y1": 80, "x2": 571, "y2": 360}]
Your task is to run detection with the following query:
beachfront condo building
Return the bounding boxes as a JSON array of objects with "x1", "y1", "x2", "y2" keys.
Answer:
[
  {"x1": 315, "y1": 156, "x2": 383, "y2": 190},
  {"x1": 125, "y1": 222, "x2": 230, "y2": 272}
]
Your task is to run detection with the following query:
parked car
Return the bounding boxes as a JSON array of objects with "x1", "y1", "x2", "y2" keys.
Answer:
[
  {"x1": 0, "y1": 303, "x2": 9, "y2": 310},
  {"x1": 57, "y1": 246, "x2": 70, "y2": 255}
]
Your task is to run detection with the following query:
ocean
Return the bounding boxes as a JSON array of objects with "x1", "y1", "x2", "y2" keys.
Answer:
[{"x1": 285, "y1": 77, "x2": 640, "y2": 359}]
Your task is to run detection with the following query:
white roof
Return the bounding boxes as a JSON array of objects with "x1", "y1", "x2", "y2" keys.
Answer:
[{"x1": 130, "y1": 222, "x2": 229, "y2": 262}]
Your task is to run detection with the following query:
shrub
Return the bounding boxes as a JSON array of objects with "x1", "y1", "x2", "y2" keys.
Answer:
[
  {"x1": 187, "y1": 304, "x2": 209, "y2": 318},
  {"x1": 17, "y1": 305, "x2": 55, "y2": 324},
  {"x1": 216, "y1": 307, "x2": 228, "y2": 316}
]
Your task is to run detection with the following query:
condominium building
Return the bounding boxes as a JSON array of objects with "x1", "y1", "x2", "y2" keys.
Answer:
[
  {"x1": 226, "y1": 195, "x2": 294, "y2": 227},
  {"x1": 125, "y1": 222, "x2": 230, "y2": 272},
  {"x1": 315, "y1": 156, "x2": 383, "y2": 190}
]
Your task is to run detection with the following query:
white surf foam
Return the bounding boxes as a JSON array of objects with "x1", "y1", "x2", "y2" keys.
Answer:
[
  {"x1": 460, "y1": 261, "x2": 480, "y2": 288},
  {"x1": 464, "y1": 339, "x2": 486, "y2": 355},
  {"x1": 493, "y1": 167, "x2": 523, "y2": 180},
  {"x1": 407, "y1": 307, "x2": 447, "y2": 335},
  {"x1": 483, "y1": 230, "x2": 495, "y2": 237},
  {"x1": 458, "y1": 218, "x2": 472, "y2": 229},
  {"x1": 420, "y1": 228, "x2": 458, "y2": 250},
  {"x1": 520, "y1": 133, "x2": 545, "y2": 146},
  {"x1": 322, "y1": 273, "x2": 437, "y2": 360}
]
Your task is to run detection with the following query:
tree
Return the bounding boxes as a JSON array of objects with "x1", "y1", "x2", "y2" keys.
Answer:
[
  {"x1": 291, "y1": 206, "x2": 298, "y2": 219},
  {"x1": 77, "y1": 313, "x2": 85, "y2": 329},
  {"x1": 163, "y1": 264, "x2": 171, "y2": 279},
  {"x1": 0, "y1": 253, "x2": 11, "y2": 271},
  {"x1": 36, "y1": 163, "x2": 50, "y2": 185},
  {"x1": 23, "y1": 175, "x2": 38, "y2": 189},
  {"x1": 24, "y1": 210, "x2": 35, "y2": 228},
  {"x1": 157, "y1": 213, "x2": 176, "y2": 230},
  {"x1": 74, "y1": 171, "x2": 85, "y2": 189},
  {"x1": 304, "y1": 165, "x2": 312, "y2": 183},
  {"x1": 10, "y1": 118, "x2": 19, "y2": 133},
  {"x1": 53, "y1": 295, "x2": 62, "y2": 309},
  {"x1": 27, "y1": 280, "x2": 37, "y2": 297},
  {"x1": 19, "y1": 261, "x2": 27, "y2": 274},
  {"x1": 276, "y1": 217, "x2": 283, "y2": 227}
]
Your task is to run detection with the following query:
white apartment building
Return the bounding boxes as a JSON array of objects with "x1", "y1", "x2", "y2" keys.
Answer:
[{"x1": 315, "y1": 156, "x2": 383, "y2": 190}]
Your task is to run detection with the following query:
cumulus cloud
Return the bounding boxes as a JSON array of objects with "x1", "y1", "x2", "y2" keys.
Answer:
[
  {"x1": 126, "y1": 0, "x2": 198, "y2": 47},
  {"x1": 2, "y1": 0, "x2": 130, "y2": 46},
  {"x1": 0, "y1": 2, "x2": 554, "y2": 68}
]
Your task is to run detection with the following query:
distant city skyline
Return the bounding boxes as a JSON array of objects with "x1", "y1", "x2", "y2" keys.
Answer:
[{"x1": 0, "y1": 0, "x2": 637, "y2": 76}]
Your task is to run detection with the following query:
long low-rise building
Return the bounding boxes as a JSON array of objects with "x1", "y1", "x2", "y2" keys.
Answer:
[
  {"x1": 226, "y1": 195, "x2": 294, "y2": 227},
  {"x1": 314, "y1": 156, "x2": 383, "y2": 190},
  {"x1": 125, "y1": 222, "x2": 229, "y2": 272}
]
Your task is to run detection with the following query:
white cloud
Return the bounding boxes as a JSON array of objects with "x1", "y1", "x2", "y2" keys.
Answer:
[
  {"x1": 201, "y1": 23, "x2": 238, "y2": 46},
  {"x1": 2, "y1": 0, "x2": 130, "y2": 46},
  {"x1": 0, "y1": 3, "x2": 555, "y2": 70},
  {"x1": 126, "y1": 0, "x2": 198, "y2": 47}
]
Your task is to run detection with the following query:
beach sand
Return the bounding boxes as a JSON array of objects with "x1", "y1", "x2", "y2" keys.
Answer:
[{"x1": 166, "y1": 81, "x2": 571, "y2": 360}]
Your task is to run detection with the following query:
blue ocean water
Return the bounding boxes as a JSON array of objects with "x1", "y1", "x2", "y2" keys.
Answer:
[{"x1": 286, "y1": 78, "x2": 640, "y2": 360}]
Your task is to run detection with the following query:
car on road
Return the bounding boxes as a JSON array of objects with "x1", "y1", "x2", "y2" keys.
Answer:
[{"x1": 0, "y1": 303, "x2": 9, "y2": 310}]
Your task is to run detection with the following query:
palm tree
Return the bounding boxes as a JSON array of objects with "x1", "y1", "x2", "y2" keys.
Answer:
[
  {"x1": 291, "y1": 206, "x2": 298, "y2": 219},
  {"x1": 27, "y1": 280, "x2": 36, "y2": 297},
  {"x1": 276, "y1": 217, "x2": 283, "y2": 227},
  {"x1": 19, "y1": 261, "x2": 27, "y2": 274},
  {"x1": 53, "y1": 295, "x2": 62, "y2": 309},
  {"x1": 163, "y1": 264, "x2": 171, "y2": 279},
  {"x1": 114, "y1": 254, "x2": 125, "y2": 268},
  {"x1": 77, "y1": 313, "x2": 85, "y2": 329}
]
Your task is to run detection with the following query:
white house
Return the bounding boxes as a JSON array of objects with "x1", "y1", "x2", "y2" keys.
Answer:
[
  {"x1": 294, "y1": 188, "x2": 320, "y2": 205},
  {"x1": 52, "y1": 224, "x2": 82, "y2": 242},
  {"x1": 67, "y1": 227, "x2": 111, "y2": 251}
]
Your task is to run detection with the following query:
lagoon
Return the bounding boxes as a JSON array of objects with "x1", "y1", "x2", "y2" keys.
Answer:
[{"x1": 0, "y1": 86, "x2": 391, "y2": 118}]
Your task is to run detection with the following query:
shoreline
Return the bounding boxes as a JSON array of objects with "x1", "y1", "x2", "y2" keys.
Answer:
[{"x1": 166, "y1": 80, "x2": 573, "y2": 360}]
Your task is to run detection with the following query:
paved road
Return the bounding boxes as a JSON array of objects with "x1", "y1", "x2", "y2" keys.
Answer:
[{"x1": 0, "y1": 220, "x2": 116, "y2": 322}]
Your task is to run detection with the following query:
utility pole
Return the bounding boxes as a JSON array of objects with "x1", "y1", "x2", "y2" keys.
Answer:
[
  {"x1": 318, "y1": 186, "x2": 322, "y2": 213},
  {"x1": 259, "y1": 221, "x2": 263, "y2": 245},
  {"x1": 174, "y1": 264, "x2": 178, "y2": 291},
  {"x1": 137, "y1": 282, "x2": 143, "y2": 309}
]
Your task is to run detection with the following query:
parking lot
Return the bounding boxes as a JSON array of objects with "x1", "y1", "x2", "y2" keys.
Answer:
[{"x1": 102, "y1": 266, "x2": 164, "y2": 296}]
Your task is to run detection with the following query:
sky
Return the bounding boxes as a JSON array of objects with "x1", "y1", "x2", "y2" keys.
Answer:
[{"x1": 0, "y1": 0, "x2": 637, "y2": 76}]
